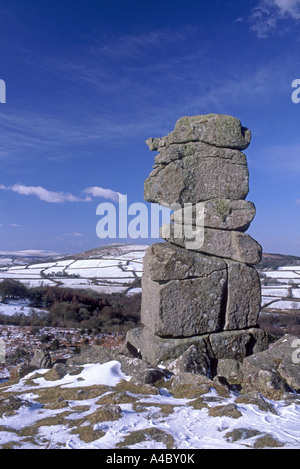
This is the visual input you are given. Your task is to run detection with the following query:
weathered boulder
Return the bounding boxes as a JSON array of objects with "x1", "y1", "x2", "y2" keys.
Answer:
[
  {"x1": 143, "y1": 242, "x2": 227, "y2": 282},
  {"x1": 171, "y1": 199, "x2": 256, "y2": 232},
  {"x1": 224, "y1": 260, "x2": 261, "y2": 330},
  {"x1": 160, "y1": 223, "x2": 262, "y2": 265},
  {"x1": 142, "y1": 243, "x2": 228, "y2": 337},
  {"x1": 66, "y1": 345, "x2": 112, "y2": 366},
  {"x1": 208, "y1": 328, "x2": 268, "y2": 361},
  {"x1": 142, "y1": 243, "x2": 261, "y2": 335},
  {"x1": 146, "y1": 114, "x2": 251, "y2": 151},
  {"x1": 141, "y1": 274, "x2": 227, "y2": 337},
  {"x1": 126, "y1": 327, "x2": 268, "y2": 367},
  {"x1": 30, "y1": 349, "x2": 52, "y2": 369},
  {"x1": 126, "y1": 327, "x2": 210, "y2": 366},
  {"x1": 125, "y1": 327, "x2": 143, "y2": 356},
  {"x1": 144, "y1": 146, "x2": 249, "y2": 206},
  {"x1": 163, "y1": 345, "x2": 212, "y2": 376},
  {"x1": 216, "y1": 359, "x2": 243, "y2": 385},
  {"x1": 241, "y1": 334, "x2": 300, "y2": 399},
  {"x1": 43, "y1": 363, "x2": 83, "y2": 381}
]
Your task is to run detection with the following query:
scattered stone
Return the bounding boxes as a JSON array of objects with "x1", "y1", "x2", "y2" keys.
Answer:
[
  {"x1": 9, "y1": 364, "x2": 37, "y2": 381},
  {"x1": 43, "y1": 363, "x2": 83, "y2": 381},
  {"x1": 0, "y1": 395, "x2": 32, "y2": 418},
  {"x1": 216, "y1": 359, "x2": 243, "y2": 385},
  {"x1": 123, "y1": 328, "x2": 142, "y2": 357},
  {"x1": 88, "y1": 404, "x2": 122, "y2": 424},
  {"x1": 253, "y1": 435, "x2": 285, "y2": 449},
  {"x1": 208, "y1": 403, "x2": 242, "y2": 419},
  {"x1": 170, "y1": 372, "x2": 214, "y2": 388},
  {"x1": 169, "y1": 371, "x2": 217, "y2": 398},
  {"x1": 163, "y1": 344, "x2": 212, "y2": 376},
  {"x1": 30, "y1": 349, "x2": 52, "y2": 369},
  {"x1": 235, "y1": 392, "x2": 279, "y2": 415},
  {"x1": 66, "y1": 345, "x2": 113, "y2": 366},
  {"x1": 225, "y1": 428, "x2": 262, "y2": 444},
  {"x1": 71, "y1": 425, "x2": 105, "y2": 444},
  {"x1": 241, "y1": 334, "x2": 300, "y2": 399},
  {"x1": 117, "y1": 427, "x2": 175, "y2": 450}
]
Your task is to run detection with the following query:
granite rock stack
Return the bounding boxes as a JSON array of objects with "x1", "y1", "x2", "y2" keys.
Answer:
[{"x1": 126, "y1": 114, "x2": 268, "y2": 372}]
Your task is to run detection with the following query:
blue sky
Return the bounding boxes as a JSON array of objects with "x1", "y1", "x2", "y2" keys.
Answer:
[{"x1": 1, "y1": 0, "x2": 300, "y2": 255}]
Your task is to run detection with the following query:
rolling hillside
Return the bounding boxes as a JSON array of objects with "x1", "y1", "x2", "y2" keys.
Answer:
[{"x1": 0, "y1": 244, "x2": 148, "y2": 296}]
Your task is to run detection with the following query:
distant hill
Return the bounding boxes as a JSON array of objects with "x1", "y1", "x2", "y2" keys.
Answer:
[
  {"x1": 0, "y1": 244, "x2": 150, "y2": 267},
  {"x1": 256, "y1": 253, "x2": 300, "y2": 271},
  {"x1": 0, "y1": 250, "x2": 62, "y2": 267},
  {"x1": 62, "y1": 243, "x2": 150, "y2": 261}
]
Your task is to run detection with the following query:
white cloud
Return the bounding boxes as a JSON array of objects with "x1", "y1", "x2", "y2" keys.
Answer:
[
  {"x1": 274, "y1": 0, "x2": 300, "y2": 18},
  {"x1": 83, "y1": 186, "x2": 126, "y2": 202},
  {"x1": 65, "y1": 232, "x2": 83, "y2": 237},
  {"x1": 0, "y1": 250, "x2": 61, "y2": 257},
  {"x1": 0, "y1": 184, "x2": 86, "y2": 203},
  {"x1": 0, "y1": 183, "x2": 125, "y2": 204},
  {"x1": 250, "y1": 0, "x2": 300, "y2": 37}
]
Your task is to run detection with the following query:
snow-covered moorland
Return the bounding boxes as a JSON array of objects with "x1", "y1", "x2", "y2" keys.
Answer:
[
  {"x1": 0, "y1": 359, "x2": 300, "y2": 449},
  {"x1": 0, "y1": 247, "x2": 299, "y2": 450}
]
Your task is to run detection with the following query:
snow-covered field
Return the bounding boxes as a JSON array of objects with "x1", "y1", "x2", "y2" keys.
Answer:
[
  {"x1": 0, "y1": 299, "x2": 47, "y2": 317},
  {"x1": 261, "y1": 266, "x2": 300, "y2": 312},
  {"x1": 0, "y1": 244, "x2": 148, "y2": 296},
  {"x1": 0, "y1": 360, "x2": 299, "y2": 449}
]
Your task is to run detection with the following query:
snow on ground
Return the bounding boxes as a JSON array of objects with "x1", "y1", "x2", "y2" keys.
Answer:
[
  {"x1": 260, "y1": 265, "x2": 300, "y2": 312},
  {"x1": 64, "y1": 267, "x2": 135, "y2": 279},
  {"x1": 261, "y1": 296, "x2": 282, "y2": 307},
  {"x1": 278, "y1": 266, "x2": 300, "y2": 271},
  {"x1": 261, "y1": 288, "x2": 291, "y2": 298},
  {"x1": 0, "y1": 259, "x2": 13, "y2": 267},
  {"x1": 0, "y1": 361, "x2": 299, "y2": 449},
  {"x1": 0, "y1": 299, "x2": 47, "y2": 317},
  {"x1": 262, "y1": 271, "x2": 300, "y2": 279},
  {"x1": 262, "y1": 300, "x2": 300, "y2": 310}
]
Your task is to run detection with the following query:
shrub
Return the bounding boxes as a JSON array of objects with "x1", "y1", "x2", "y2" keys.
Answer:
[
  {"x1": 0, "y1": 279, "x2": 28, "y2": 301},
  {"x1": 0, "y1": 282, "x2": 141, "y2": 332}
]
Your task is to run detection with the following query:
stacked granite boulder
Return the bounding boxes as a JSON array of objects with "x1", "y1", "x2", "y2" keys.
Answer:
[{"x1": 126, "y1": 114, "x2": 268, "y2": 373}]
